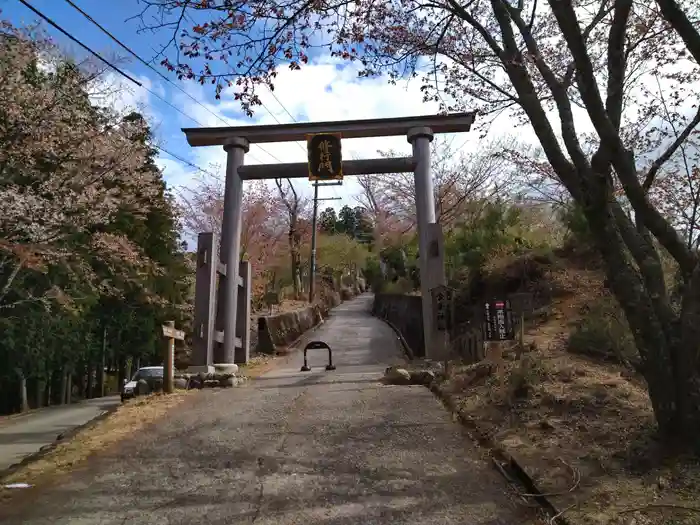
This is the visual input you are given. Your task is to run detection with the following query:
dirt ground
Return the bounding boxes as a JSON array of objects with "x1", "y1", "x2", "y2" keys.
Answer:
[{"x1": 438, "y1": 254, "x2": 700, "y2": 525}]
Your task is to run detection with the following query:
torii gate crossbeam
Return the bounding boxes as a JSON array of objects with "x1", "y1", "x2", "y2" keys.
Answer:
[{"x1": 183, "y1": 112, "x2": 476, "y2": 369}]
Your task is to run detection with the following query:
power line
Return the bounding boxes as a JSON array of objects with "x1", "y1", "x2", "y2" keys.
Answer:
[
  {"x1": 155, "y1": 145, "x2": 217, "y2": 178},
  {"x1": 18, "y1": 0, "x2": 230, "y2": 180},
  {"x1": 19, "y1": 0, "x2": 204, "y2": 129},
  {"x1": 59, "y1": 0, "x2": 277, "y2": 165},
  {"x1": 262, "y1": 88, "x2": 310, "y2": 159},
  {"x1": 18, "y1": 0, "x2": 278, "y2": 174},
  {"x1": 261, "y1": 85, "x2": 347, "y2": 201},
  {"x1": 17, "y1": 0, "x2": 141, "y2": 85}
]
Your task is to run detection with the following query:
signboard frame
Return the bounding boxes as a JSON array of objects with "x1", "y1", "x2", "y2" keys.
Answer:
[
  {"x1": 483, "y1": 298, "x2": 515, "y2": 342},
  {"x1": 307, "y1": 132, "x2": 343, "y2": 181},
  {"x1": 162, "y1": 325, "x2": 186, "y2": 341}
]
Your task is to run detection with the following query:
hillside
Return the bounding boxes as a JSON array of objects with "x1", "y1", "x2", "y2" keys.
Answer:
[{"x1": 439, "y1": 248, "x2": 700, "y2": 525}]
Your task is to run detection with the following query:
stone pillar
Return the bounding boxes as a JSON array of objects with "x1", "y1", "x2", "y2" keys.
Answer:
[
  {"x1": 215, "y1": 137, "x2": 249, "y2": 365},
  {"x1": 407, "y1": 126, "x2": 437, "y2": 359},
  {"x1": 190, "y1": 232, "x2": 217, "y2": 374},
  {"x1": 236, "y1": 260, "x2": 252, "y2": 364}
]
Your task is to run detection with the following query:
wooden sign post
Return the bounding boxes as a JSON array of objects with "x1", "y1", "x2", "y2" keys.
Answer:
[
  {"x1": 162, "y1": 321, "x2": 185, "y2": 394},
  {"x1": 508, "y1": 292, "x2": 534, "y2": 356},
  {"x1": 482, "y1": 299, "x2": 515, "y2": 377}
]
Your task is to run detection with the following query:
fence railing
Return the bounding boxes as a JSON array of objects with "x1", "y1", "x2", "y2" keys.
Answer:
[{"x1": 448, "y1": 323, "x2": 485, "y2": 364}]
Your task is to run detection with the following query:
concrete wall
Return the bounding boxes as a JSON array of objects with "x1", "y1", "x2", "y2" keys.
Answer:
[
  {"x1": 255, "y1": 290, "x2": 345, "y2": 355},
  {"x1": 373, "y1": 293, "x2": 485, "y2": 364},
  {"x1": 372, "y1": 294, "x2": 425, "y2": 358},
  {"x1": 256, "y1": 306, "x2": 324, "y2": 355}
]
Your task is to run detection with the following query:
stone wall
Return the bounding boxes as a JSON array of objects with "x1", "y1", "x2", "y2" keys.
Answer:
[
  {"x1": 372, "y1": 294, "x2": 425, "y2": 358},
  {"x1": 256, "y1": 306, "x2": 323, "y2": 355},
  {"x1": 373, "y1": 294, "x2": 485, "y2": 364},
  {"x1": 255, "y1": 290, "x2": 345, "y2": 355}
]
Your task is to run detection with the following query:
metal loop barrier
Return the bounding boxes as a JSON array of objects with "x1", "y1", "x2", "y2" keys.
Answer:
[{"x1": 300, "y1": 340, "x2": 336, "y2": 371}]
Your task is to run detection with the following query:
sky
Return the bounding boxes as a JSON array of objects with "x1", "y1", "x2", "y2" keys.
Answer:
[{"x1": 1, "y1": 0, "x2": 490, "y2": 209}]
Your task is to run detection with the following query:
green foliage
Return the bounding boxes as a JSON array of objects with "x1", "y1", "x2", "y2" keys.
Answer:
[
  {"x1": 323, "y1": 205, "x2": 375, "y2": 245},
  {"x1": 445, "y1": 202, "x2": 531, "y2": 276},
  {"x1": 317, "y1": 233, "x2": 370, "y2": 276},
  {"x1": 379, "y1": 278, "x2": 415, "y2": 294},
  {"x1": 363, "y1": 253, "x2": 382, "y2": 289},
  {"x1": 0, "y1": 29, "x2": 191, "y2": 414},
  {"x1": 567, "y1": 295, "x2": 639, "y2": 368},
  {"x1": 319, "y1": 207, "x2": 338, "y2": 234},
  {"x1": 558, "y1": 202, "x2": 595, "y2": 249}
]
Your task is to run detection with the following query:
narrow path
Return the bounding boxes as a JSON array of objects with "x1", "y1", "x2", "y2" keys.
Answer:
[
  {"x1": 0, "y1": 396, "x2": 120, "y2": 472},
  {"x1": 0, "y1": 295, "x2": 540, "y2": 524}
]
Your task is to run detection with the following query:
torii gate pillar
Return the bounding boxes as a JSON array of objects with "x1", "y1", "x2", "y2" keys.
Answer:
[
  {"x1": 217, "y1": 137, "x2": 249, "y2": 364},
  {"x1": 408, "y1": 127, "x2": 444, "y2": 359}
]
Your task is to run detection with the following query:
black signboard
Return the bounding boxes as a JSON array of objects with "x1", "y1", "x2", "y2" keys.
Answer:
[
  {"x1": 483, "y1": 299, "x2": 515, "y2": 341},
  {"x1": 307, "y1": 133, "x2": 343, "y2": 181},
  {"x1": 431, "y1": 285, "x2": 455, "y2": 332}
]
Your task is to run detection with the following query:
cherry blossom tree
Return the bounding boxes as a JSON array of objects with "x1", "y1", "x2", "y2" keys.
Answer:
[
  {"x1": 179, "y1": 175, "x2": 288, "y2": 299},
  {"x1": 0, "y1": 22, "x2": 160, "y2": 310},
  {"x1": 274, "y1": 179, "x2": 310, "y2": 299},
  {"x1": 367, "y1": 136, "x2": 516, "y2": 232},
  {"x1": 0, "y1": 21, "x2": 192, "y2": 413}
]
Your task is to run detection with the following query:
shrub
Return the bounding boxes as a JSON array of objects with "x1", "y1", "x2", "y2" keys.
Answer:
[
  {"x1": 567, "y1": 295, "x2": 639, "y2": 369},
  {"x1": 558, "y1": 202, "x2": 596, "y2": 250}
]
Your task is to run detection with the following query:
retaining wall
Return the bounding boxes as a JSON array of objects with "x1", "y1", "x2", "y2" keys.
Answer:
[
  {"x1": 372, "y1": 294, "x2": 425, "y2": 358},
  {"x1": 372, "y1": 293, "x2": 485, "y2": 363},
  {"x1": 255, "y1": 290, "x2": 345, "y2": 355}
]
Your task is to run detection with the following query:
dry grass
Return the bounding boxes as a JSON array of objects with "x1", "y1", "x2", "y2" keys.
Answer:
[
  {"x1": 0, "y1": 390, "x2": 193, "y2": 495},
  {"x1": 441, "y1": 257, "x2": 700, "y2": 525},
  {"x1": 253, "y1": 299, "x2": 311, "y2": 316},
  {"x1": 238, "y1": 354, "x2": 279, "y2": 378}
]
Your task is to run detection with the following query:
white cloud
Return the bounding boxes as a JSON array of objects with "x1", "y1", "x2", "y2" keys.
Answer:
[
  {"x1": 87, "y1": 71, "x2": 154, "y2": 116},
  {"x1": 171, "y1": 55, "x2": 480, "y2": 207}
]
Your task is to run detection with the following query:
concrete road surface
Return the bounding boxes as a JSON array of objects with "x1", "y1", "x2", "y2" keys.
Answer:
[
  {"x1": 0, "y1": 295, "x2": 541, "y2": 525},
  {"x1": 0, "y1": 395, "x2": 121, "y2": 472}
]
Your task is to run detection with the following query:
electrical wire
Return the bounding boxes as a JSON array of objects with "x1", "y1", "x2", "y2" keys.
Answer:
[
  {"x1": 17, "y1": 0, "x2": 225, "y2": 178},
  {"x1": 155, "y1": 145, "x2": 218, "y2": 178},
  {"x1": 58, "y1": 0, "x2": 282, "y2": 164}
]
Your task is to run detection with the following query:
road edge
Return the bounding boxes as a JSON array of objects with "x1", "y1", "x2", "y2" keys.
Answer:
[
  {"x1": 0, "y1": 404, "x2": 121, "y2": 483},
  {"x1": 370, "y1": 311, "x2": 415, "y2": 360},
  {"x1": 428, "y1": 380, "x2": 570, "y2": 525},
  {"x1": 372, "y1": 310, "x2": 567, "y2": 524}
]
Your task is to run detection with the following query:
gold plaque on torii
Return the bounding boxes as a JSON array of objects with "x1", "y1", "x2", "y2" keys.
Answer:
[{"x1": 307, "y1": 133, "x2": 343, "y2": 181}]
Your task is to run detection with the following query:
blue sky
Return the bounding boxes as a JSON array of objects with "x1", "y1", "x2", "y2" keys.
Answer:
[{"x1": 1, "y1": 0, "x2": 478, "y2": 206}]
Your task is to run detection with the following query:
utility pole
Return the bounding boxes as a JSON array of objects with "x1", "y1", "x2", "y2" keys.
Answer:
[{"x1": 309, "y1": 181, "x2": 342, "y2": 303}]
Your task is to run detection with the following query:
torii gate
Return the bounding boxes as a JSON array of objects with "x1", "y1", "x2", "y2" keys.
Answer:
[{"x1": 184, "y1": 112, "x2": 476, "y2": 372}]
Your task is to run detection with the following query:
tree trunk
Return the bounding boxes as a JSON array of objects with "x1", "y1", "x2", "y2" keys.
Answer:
[
  {"x1": 290, "y1": 233, "x2": 302, "y2": 299},
  {"x1": 86, "y1": 361, "x2": 94, "y2": 399},
  {"x1": 35, "y1": 378, "x2": 44, "y2": 409},
  {"x1": 15, "y1": 369, "x2": 29, "y2": 413},
  {"x1": 582, "y1": 190, "x2": 700, "y2": 446},
  {"x1": 77, "y1": 361, "x2": 86, "y2": 399},
  {"x1": 117, "y1": 357, "x2": 127, "y2": 394},
  {"x1": 59, "y1": 367, "x2": 67, "y2": 406},
  {"x1": 65, "y1": 368, "x2": 72, "y2": 405}
]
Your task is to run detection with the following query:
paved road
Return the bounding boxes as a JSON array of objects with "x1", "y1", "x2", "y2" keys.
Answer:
[
  {"x1": 0, "y1": 295, "x2": 539, "y2": 524},
  {"x1": 0, "y1": 396, "x2": 121, "y2": 472}
]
